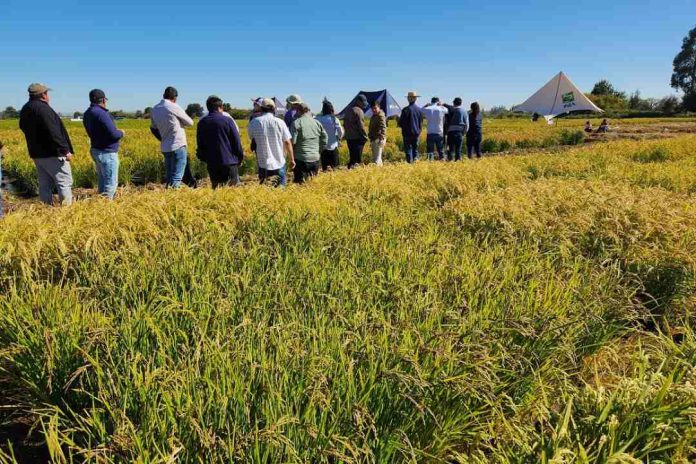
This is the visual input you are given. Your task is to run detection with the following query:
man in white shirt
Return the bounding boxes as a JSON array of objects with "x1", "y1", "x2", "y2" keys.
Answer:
[
  {"x1": 150, "y1": 86, "x2": 194, "y2": 188},
  {"x1": 247, "y1": 98, "x2": 295, "y2": 187},
  {"x1": 422, "y1": 97, "x2": 449, "y2": 161}
]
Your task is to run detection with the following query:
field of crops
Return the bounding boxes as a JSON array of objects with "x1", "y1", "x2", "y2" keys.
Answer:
[
  {"x1": 0, "y1": 134, "x2": 695, "y2": 462},
  {"x1": 1, "y1": 117, "x2": 694, "y2": 195}
]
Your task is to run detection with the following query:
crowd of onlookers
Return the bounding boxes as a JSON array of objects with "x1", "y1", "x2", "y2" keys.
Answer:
[{"x1": 2, "y1": 83, "x2": 490, "y2": 214}]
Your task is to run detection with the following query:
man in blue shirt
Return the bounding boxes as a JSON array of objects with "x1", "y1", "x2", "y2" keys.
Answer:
[
  {"x1": 398, "y1": 91, "x2": 423, "y2": 163},
  {"x1": 196, "y1": 96, "x2": 244, "y2": 188},
  {"x1": 83, "y1": 89, "x2": 124, "y2": 199}
]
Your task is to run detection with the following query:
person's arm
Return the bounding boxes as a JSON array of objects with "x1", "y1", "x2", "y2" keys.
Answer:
[
  {"x1": 380, "y1": 115, "x2": 387, "y2": 139},
  {"x1": 228, "y1": 119, "x2": 244, "y2": 164},
  {"x1": 103, "y1": 111, "x2": 124, "y2": 142},
  {"x1": 149, "y1": 117, "x2": 162, "y2": 141},
  {"x1": 358, "y1": 110, "x2": 368, "y2": 140},
  {"x1": 175, "y1": 105, "x2": 194, "y2": 127},
  {"x1": 282, "y1": 124, "x2": 295, "y2": 169},
  {"x1": 290, "y1": 120, "x2": 299, "y2": 148},
  {"x1": 335, "y1": 118, "x2": 345, "y2": 140},
  {"x1": 319, "y1": 122, "x2": 328, "y2": 152},
  {"x1": 42, "y1": 107, "x2": 72, "y2": 157}
]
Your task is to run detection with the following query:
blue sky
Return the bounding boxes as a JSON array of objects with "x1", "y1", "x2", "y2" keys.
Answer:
[{"x1": 1, "y1": 0, "x2": 693, "y2": 114}]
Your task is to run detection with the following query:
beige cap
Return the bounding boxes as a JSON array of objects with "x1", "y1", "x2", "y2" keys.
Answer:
[
  {"x1": 406, "y1": 91, "x2": 420, "y2": 98},
  {"x1": 260, "y1": 98, "x2": 276, "y2": 109},
  {"x1": 28, "y1": 83, "x2": 51, "y2": 95}
]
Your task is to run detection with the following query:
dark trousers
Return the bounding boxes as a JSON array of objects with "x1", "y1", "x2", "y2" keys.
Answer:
[
  {"x1": 207, "y1": 164, "x2": 240, "y2": 188},
  {"x1": 447, "y1": 132, "x2": 464, "y2": 161},
  {"x1": 293, "y1": 160, "x2": 319, "y2": 184},
  {"x1": 403, "y1": 135, "x2": 419, "y2": 163},
  {"x1": 347, "y1": 139, "x2": 365, "y2": 169},
  {"x1": 258, "y1": 166, "x2": 287, "y2": 187},
  {"x1": 467, "y1": 134, "x2": 482, "y2": 158},
  {"x1": 183, "y1": 157, "x2": 198, "y2": 188},
  {"x1": 321, "y1": 149, "x2": 339, "y2": 171},
  {"x1": 426, "y1": 134, "x2": 445, "y2": 160}
]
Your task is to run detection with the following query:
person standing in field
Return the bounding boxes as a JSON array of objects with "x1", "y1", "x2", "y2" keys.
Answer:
[
  {"x1": 290, "y1": 101, "x2": 327, "y2": 184},
  {"x1": 422, "y1": 97, "x2": 448, "y2": 160},
  {"x1": 19, "y1": 83, "x2": 74, "y2": 206},
  {"x1": 315, "y1": 99, "x2": 344, "y2": 171},
  {"x1": 368, "y1": 100, "x2": 387, "y2": 166},
  {"x1": 444, "y1": 97, "x2": 468, "y2": 161},
  {"x1": 398, "y1": 91, "x2": 423, "y2": 163},
  {"x1": 196, "y1": 96, "x2": 244, "y2": 188},
  {"x1": 466, "y1": 102, "x2": 483, "y2": 159},
  {"x1": 82, "y1": 89, "x2": 124, "y2": 199},
  {"x1": 247, "y1": 98, "x2": 295, "y2": 186},
  {"x1": 343, "y1": 94, "x2": 368, "y2": 169},
  {"x1": 284, "y1": 94, "x2": 302, "y2": 128},
  {"x1": 149, "y1": 86, "x2": 194, "y2": 188}
]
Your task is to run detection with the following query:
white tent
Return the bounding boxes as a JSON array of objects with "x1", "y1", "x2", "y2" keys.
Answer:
[{"x1": 513, "y1": 72, "x2": 603, "y2": 120}]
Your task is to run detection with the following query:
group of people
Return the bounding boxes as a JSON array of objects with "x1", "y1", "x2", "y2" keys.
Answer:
[
  {"x1": 584, "y1": 119, "x2": 610, "y2": 134},
  {"x1": 5, "y1": 83, "x2": 486, "y2": 212}
]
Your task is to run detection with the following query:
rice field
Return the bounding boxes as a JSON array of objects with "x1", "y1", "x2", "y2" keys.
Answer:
[
  {"x1": 0, "y1": 133, "x2": 695, "y2": 462},
  {"x1": 1, "y1": 117, "x2": 694, "y2": 195}
]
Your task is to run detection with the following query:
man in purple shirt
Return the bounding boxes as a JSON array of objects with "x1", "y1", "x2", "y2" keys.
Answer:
[
  {"x1": 284, "y1": 94, "x2": 302, "y2": 128},
  {"x1": 83, "y1": 89, "x2": 124, "y2": 199},
  {"x1": 196, "y1": 96, "x2": 244, "y2": 188}
]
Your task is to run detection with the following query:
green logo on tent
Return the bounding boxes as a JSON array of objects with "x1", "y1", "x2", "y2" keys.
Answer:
[{"x1": 562, "y1": 92, "x2": 575, "y2": 103}]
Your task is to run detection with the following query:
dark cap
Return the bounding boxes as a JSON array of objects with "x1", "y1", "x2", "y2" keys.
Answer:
[
  {"x1": 431, "y1": 96, "x2": 440, "y2": 103},
  {"x1": 89, "y1": 89, "x2": 107, "y2": 103},
  {"x1": 356, "y1": 94, "x2": 368, "y2": 105}
]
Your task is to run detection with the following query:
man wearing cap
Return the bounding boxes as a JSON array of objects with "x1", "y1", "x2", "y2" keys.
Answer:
[
  {"x1": 248, "y1": 98, "x2": 295, "y2": 186},
  {"x1": 289, "y1": 100, "x2": 327, "y2": 184},
  {"x1": 422, "y1": 97, "x2": 448, "y2": 161},
  {"x1": 284, "y1": 95, "x2": 302, "y2": 128},
  {"x1": 83, "y1": 89, "x2": 124, "y2": 199},
  {"x1": 398, "y1": 91, "x2": 423, "y2": 163},
  {"x1": 196, "y1": 96, "x2": 244, "y2": 188},
  {"x1": 343, "y1": 94, "x2": 369, "y2": 169},
  {"x1": 150, "y1": 86, "x2": 194, "y2": 188},
  {"x1": 19, "y1": 83, "x2": 74, "y2": 206}
]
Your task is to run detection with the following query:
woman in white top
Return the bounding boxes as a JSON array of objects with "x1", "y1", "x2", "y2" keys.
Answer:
[{"x1": 315, "y1": 100, "x2": 345, "y2": 171}]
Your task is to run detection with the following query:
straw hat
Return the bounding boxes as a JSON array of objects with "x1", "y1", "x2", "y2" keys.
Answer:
[{"x1": 405, "y1": 91, "x2": 420, "y2": 98}]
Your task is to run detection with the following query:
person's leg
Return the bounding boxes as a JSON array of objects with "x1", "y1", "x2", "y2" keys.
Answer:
[
  {"x1": 99, "y1": 152, "x2": 119, "y2": 199},
  {"x1": 426, "y1": 134, "x2": 436, "y2": 161},
  {"x1": 413, "y1": 137, "x2": 420, "y2": 161},
  {"x1": 90, "y1": 149, "x2": 105, "y2": 194},
  {"x1": 307, "y1": 161, "x2": 319, "y2": 179},
  {"x1": 476, "y1": 136, "x2": 483, "y2": 158},
  {"x1": 277, "y1": 165, "x2": 287, "y2": 187},
  {"x1": 207, "y1": 164, "x2": 224, "y2": 189},
  {"x1": 354, "y1": 141, "x2": 364, "y2": 167},
  {"x1": 170, "y1": 146, "x2": 188, "y2": 188},
  {"x1": 331, "y1": 149, "x2": 339, "y2": 169},
  {"x1": 466, "y1": 136, "x2": 474, "y2": 159},
  {"x1": 182, "y1": 157, "x2": 198, "y2": 188},
  {"x1": 403, "y1": 136, "x2": 413, "y2": 163},
  {"x1": 34, "y1": 158, "x2": 56, "y2": 205},
  {"x1": 163, "y1": 151, "x2": 174, "y2": 185},
  {"x1": 293, "y1": 160, "x2": 305, "y2": 184},
  {"x1": 347, "y1": 140, "x2": 356, "y2": 168},
  {"x1": 453, "y1": 133, "x2": 463, "y2": 161},
  {"x1": 54, "y1": 158, "x2": 73, "y2": 205},
  {"x1": 258, "y1": 167, "x2": 268, "y2": 184},
  {"x1": 371, "y1": 140, "x2": 383, "y2": 165},
  {"x1": 0, "y1": 154, "x2": 3, "y2": 218},
  {"x1": 435, "y1": 135, "x2": 445, "y2": 160},
  {"x1": 320, "y1": 150, "x2": 330, "y2": 171},
  {"x1": 229, "y1": 165, "x2": 241, "y2": 186}
]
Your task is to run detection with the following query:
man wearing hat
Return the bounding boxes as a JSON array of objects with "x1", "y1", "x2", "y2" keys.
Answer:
[
  {"x1": 248, "y1": 98, "x2": 295, "y2": 186},
  {"x1": 284, "y1": 94, "x2": 302, "y2": 129},
  {"x1": 83, "y1": 89, "x2": 124, "y2": 199},
  {"x1": 19, "y1": 83, "x2": 75, "y2": 206},
  {"x1": 343, "y1": 94, "x2": 369, "y2": 168},
  {"x1": 398, "y1": 91, "x2": 423, "y2": 163}
]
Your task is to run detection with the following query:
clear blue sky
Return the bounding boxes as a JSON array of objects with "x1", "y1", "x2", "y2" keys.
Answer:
[{"x1": 1, "y1": 0, "x2": 693, "y2": 114}]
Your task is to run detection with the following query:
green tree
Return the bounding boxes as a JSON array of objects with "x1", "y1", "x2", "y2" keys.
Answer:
[
  {"x1": 185, "y1": 103, "x2": 204, "y2": 118},
  {"x1": 671, "y1": 25, "x2": 696, "y2": 95},
  {"x1": 134, "y1": 110, "x2": 143, "y2": 119},
  {"x1": 2, "y1": 106, "x2": 19, "y2": 119},
  {"x1": 73, "y1": 111, "x2": 83, "y2": 119},
  {"x1": 591, "y1": 80, "x2": 626, "y2": 99},
  {"x1": 657, "y1": 95, "x2": 681, "y2": 114}
]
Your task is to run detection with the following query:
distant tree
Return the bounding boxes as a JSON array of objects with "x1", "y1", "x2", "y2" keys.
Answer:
[
  {"x1": 226, "y1": 107, "x2": 251, "y2": 120},
  {"x1": 134, "y1": 110, "x2": 143, "y2": 119},
  {"x1": 111, "y1": 110, "x2": 126, "y2": 119},
  {"x1": 73, "y1": 111, "x2": 83, "y2": 119},
  {"x1": 587, "y1": 93, "x2": 629, "y2": 112},
  {"x1": 591, "y1": 80, "x2": 626, "y2": 99},
  {"x1": 185, "y1": 103, "x2": 204, "y2": 118},
  {"x1": 629, "y1": 90, "x2": 642, "y2": 110},
  {"x1": 144, "y1": 106, "x2": 152, "y2": 114},
  {"x1": 222, "y1": 103, "x2": 232, "y2": 113},
  {"x1": 671, "y1": 26, "x2": 696, "y2": 97},
  {"x1": 487, "y1": 105, "x2": 510, "y2": 117},
  {"x1": 2, "y1": 106, "x2": 19, "y2": 119},
  {"x1": 657, "y1": 95, "x2": 681, "y2": 114},
  {"x1": 682, "y1": 92, "x2": 696, "y2": 112}
]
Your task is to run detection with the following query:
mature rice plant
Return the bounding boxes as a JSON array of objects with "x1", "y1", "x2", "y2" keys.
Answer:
[{"x1": 0, "y1": 135, "x2": 695, "y2": 462}]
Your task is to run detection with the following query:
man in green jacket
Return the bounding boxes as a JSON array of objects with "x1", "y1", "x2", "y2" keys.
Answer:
[
  {"x1": 368, "y1": 101, "x2": 387, "y2": 166},
  {"x1": 290, "y1": 101, "x2": 328, "y2": 184}
]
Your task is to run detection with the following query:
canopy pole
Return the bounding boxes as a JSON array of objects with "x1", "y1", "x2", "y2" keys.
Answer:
[{"x1": 549, "y1": 72, "x2": 562, "y2": 117}]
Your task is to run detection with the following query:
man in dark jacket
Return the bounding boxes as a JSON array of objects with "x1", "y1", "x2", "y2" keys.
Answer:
[
  {"x1": 19, "y1": 83, "x2": 74, "y2": 206},
  {"x1": 343, "y1": 94, "x2": 368, "y2": 169},
  {"x1": 398, "y1": 91, "x2": 423, "y2": 163},
  {"x1": 83, "y1": 89, "x2": 124, "y2": 199},
  {"x1": 196, "y1": 96, "x2": 244, "y2": 188}
]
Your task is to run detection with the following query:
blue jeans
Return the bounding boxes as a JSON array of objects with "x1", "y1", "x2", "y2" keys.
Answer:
[
  {"x1": 258, "y1": 165, "x2": 287, "y2": 187},
  {"x1": 90, "y1": 149, "x2": 119, "y2": 199},
  {"x1": 163, "y1": 146, "x2": 188, "y2": 188},
  {"x1": 447, "y1": 132, "x2": 464, "y2": 161},
  {"x1": 426, "y1": 134, "x2": 445, "y2": 160},
  {"x1": 403, "y1": 135, "x2": 419, "y2": 163}
]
